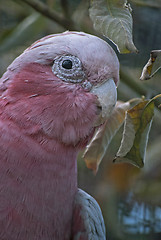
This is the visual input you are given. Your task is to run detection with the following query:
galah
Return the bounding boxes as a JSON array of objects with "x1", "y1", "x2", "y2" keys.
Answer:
[{"x1": 0, "y1": 31, "x2": 119, "y2": 240}]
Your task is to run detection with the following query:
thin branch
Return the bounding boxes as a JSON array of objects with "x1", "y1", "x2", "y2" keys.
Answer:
[
  {"x1": 61, "y1": 0, "x2": 70, "y2": 19},
  {"x1": 21, "y1": 0, "x2": 76, "y2": 30}
]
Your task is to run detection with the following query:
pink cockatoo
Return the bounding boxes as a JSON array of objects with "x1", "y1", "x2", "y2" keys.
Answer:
[{"x1": 0, "y1": 31, "x2": 119, "y2": 239}]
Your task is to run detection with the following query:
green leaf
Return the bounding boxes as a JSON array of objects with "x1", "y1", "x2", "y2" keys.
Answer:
[
  {"x1": 0, "y1": 13, "x2": 46, "y2": 54},
  {"x1": 83, "y1": 101, "x2": 131, "y2": 173},
  {"x1": 114, "y1": 99, "x2": 155, "y2": 168},
  {"x1": 89, "y1": 0, "x2": 138, "y2": 53},
  {"x1": 140, "y1": 50, "x2": 161, "y2": 80}
]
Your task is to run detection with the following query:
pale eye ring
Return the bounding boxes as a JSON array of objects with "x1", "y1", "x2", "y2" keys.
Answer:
[{"x1": 52, "y1": 55, "x2": 85, "y2": 83}]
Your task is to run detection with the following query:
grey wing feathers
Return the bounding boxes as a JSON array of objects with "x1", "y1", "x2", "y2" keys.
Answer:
[{"x1": 74, "y1": 188, "x2": 106, "y2": 240}]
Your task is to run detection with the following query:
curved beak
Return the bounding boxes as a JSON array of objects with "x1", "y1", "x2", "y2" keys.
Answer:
[{"x1": 90, "y1": 78, "x2": 117, "y2": 125}]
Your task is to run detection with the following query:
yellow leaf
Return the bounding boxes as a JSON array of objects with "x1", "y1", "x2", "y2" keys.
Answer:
[{"x1": 114, "y1": 99, "x2": 155, "y2": 168}]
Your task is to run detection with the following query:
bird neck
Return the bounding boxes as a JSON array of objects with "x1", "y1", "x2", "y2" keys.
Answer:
[
  {"x1": 0, "y1": 63, "x2": 98, "y2": 147},
  {"x1": 22, "y1": 134, "x2": 79, "y2": 239},
  {"x1": 0, "y1": 116, "x2": 78, "y2": 239}
]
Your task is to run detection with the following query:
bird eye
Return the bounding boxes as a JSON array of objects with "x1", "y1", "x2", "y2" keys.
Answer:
[
  {"x1": 62, "y1": 60, "x2": 73, "y2": 69},
  {"x1": 52, "y1": 55, "x2": 85, "y2": 83}
]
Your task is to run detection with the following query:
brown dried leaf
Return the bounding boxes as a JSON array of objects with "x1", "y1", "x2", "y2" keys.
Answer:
[
  {"x1": 140, "y1": 50, "x2": 161, "y2": 80},
  {"x1": 83, "y1": 101, "x2": 131, "y2": 173}
]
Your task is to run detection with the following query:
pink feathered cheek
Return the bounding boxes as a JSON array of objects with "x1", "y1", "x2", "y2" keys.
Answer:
[{"x1": 51, "y1": 54, "x2": 117, "y2": 127}]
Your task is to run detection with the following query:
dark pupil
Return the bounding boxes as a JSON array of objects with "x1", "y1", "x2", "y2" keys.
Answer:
[{"x1": 62, "y1": 60, "x2": 73, "y2": 69}]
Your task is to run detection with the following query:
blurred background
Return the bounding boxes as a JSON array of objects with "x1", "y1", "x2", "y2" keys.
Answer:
[{"x1": 0, "y1": 0, "x2": 161, "y2": 239}]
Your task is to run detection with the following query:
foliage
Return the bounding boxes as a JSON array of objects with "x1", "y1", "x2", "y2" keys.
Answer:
[
  {"x1": 1, "y1": 0, "x2": 161, "y2": 239},
  {"x1": 89, "y1": 0, "x2": 138, "y2": 53},
  {"x1": 114, "y1": 98, "x2": 154, "y2": 168},
  {"x1": 84, "y1": 100, "x2": 131, "y2": 172},
  {"x1": 140, "y1": 50, "x2": 161, "y2": 80}
]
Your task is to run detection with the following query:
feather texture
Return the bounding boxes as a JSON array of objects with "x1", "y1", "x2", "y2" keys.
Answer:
[
  {"x1": 72, "y1": 189, "x2": 106, "y2": 240},
  {"x1": 0, "y1": 31, "x2": 119, "y2": 239}
]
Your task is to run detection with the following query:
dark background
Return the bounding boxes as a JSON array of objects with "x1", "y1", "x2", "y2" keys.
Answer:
[{"x1": 1, "y1": 1, "x2": 161, "y2": 239}]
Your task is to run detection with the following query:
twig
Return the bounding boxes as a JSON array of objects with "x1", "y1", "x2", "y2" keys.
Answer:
[
  {"x1": 21, "y1": 0, "x2": 76, "y2": 30},
  {"x1": 61, "y1": 0, "x2": 70, "y2": 19}
]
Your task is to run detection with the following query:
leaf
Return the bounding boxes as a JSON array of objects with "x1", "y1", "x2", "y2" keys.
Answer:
[
  {"x1": 114, "y1": 99, "x2": 156, "y2": 168},
  {"x1": 0, "y1": 13, "x2": 46, "y2": 54},
  {"x1": 140, "y1": 50, "x2": 161, "y2": 80},
  {"x1": 89, "y1": 0, "x2": 138, "y2": 53},
  {"x1": 83, "y1": 101, "x2": 131, "y2": 173}
]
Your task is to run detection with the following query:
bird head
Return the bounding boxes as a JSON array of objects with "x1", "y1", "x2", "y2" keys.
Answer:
[{"x1": 0, "y1": 31, "x2": 119, "y2": 147}]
